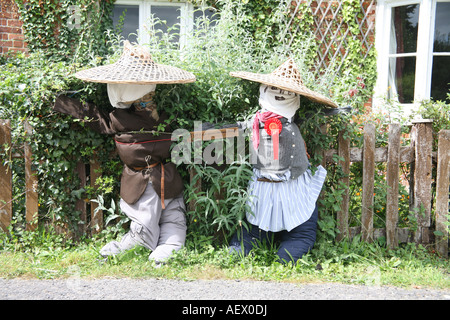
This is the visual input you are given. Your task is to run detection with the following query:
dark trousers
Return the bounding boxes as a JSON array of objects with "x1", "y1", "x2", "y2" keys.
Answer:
[{"x1": 229, "y1": 205, "x2": 318, "y2": 264}]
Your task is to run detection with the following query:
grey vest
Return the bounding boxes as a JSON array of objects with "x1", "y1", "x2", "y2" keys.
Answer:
[{"x1": 250, "y1": 118, "x2": 309, "y2": 179}]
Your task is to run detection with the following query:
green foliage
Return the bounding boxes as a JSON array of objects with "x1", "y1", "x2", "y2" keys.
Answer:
[
  {"x1": 1, "y1": 1, "x2": 120, "y2": 237},
  {"x1": 1, "y1": 0, "x2": 380, "y2": 245},
  {"x1": 0, "y1": 50, "x2": 121, "y2": 235},
  {"x1": 1, "y1": 230, "x2": 449, "y2": 289},
  {"x1": 185, "y1": 159, "x2": 254, "y2": 241},
  {"x1": 0, "y1": 0, "x2": 407, "y2": 257},
  {"x1": 138, "y1": 0, "x2": 381, "y2": 246},
  {"x1": 140, "y1": 1, "x2": 340, "y2": 244},
  {"x1": 0, "y1": 0, "x2": 448, "y2": 285},
  {"x1": 413, "y1": 98, "x2": 450, "y2": 144},
  {"x1": 15, "y1": 0, "x2": 114, "y2": 63}
]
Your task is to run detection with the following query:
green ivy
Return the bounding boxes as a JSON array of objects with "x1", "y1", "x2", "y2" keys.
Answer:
[
  {"x1": 15, "y1": 0, "x2": 114, "y2": 63},
  {"x1": 1, "y1": 1, "x2": 118, "y2": 236},
  {"x1": 1, "y1": 0, "x2": 381, "y2": 245},
  {"x1": 0, "y1": 51, "x2": 120, "y2": 235}
]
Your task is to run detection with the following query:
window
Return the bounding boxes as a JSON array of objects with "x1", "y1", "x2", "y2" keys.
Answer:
[
  {"x1": 112, "y1": 0, "x2": 216, "y2": 48},
  {"x1": 374, "y1": 0, "x2": 450, "y2": 112},
  {"x1": 113, "y1": 4, "x2": 140, "y2": 43}
]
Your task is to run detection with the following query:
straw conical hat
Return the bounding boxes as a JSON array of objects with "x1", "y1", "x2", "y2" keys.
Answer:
[
  {"x1": 230, "y1": 58, "x2": 338, "y2": 108},
  {"x1": 74, "y1": 41, "x2": 196, "y2": 84}
]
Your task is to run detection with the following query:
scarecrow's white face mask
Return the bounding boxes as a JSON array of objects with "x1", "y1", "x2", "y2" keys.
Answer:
[
  {"x1": 107, "y1": 83, "x2": 156, "y2": 109},
  {"x1": 258, "y1": 84, "x2": 300, "y2": 119}
]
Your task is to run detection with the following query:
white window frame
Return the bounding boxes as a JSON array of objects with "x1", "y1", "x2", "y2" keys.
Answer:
[
  {"x1": 114, "y1": 0, "x2": 196, "y2": 48},
  {"x1": 374, "y1": 0, "x2": 450, "y2": 114}
]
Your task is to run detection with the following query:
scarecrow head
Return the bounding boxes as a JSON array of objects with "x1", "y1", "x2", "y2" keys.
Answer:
[
  {"x1": 74, "y1": 41, "x2": 196, "y2": 118},
  {"x1": 230, "y1": 57, "x2": 338, "y2": 113}
]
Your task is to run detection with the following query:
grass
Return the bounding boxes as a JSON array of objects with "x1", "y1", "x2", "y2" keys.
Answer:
[{"x1": 1, "y1": 229, "x2": 449, "y2": 290}]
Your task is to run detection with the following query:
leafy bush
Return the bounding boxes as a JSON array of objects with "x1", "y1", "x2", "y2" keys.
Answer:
[
  {"x1": 0, "y1": 50, "x2": 121, "y2": 235},
  {"x1": 138, "y1": 1, "x2": 346, "y2": 243},
  {"x1": 1, "y1": 0, "x2": 380, "y2": 248}
]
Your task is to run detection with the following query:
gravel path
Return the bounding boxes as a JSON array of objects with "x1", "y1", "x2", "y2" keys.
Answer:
[{"x1": 1, "y1": 278, "x2": 449, "y2": 300}]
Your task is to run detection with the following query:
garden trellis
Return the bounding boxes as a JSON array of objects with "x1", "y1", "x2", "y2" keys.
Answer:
[{"x1": 283, "y1": 0, "x2": 376, "y2": 77}]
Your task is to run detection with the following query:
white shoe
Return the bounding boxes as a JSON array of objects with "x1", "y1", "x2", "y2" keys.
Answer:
[{"x1": 99, "y1": 232, "x2": 140, "y2": 257}]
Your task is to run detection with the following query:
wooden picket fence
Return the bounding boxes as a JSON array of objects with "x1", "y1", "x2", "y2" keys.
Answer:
[
  {"x1": 0, "y1": 119, "x2": 449, "y2": 256},
  {"x1": 0, "y1": 120, "x2": 39, "y2": 232},
  {"x1": 0, "y1": 119, "x2": 103, "y2": 236},
  {"x1": 322, "y1": 120, "x2": 449, "y2": 257}
]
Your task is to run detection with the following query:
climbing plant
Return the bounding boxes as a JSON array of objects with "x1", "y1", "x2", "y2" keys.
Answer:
[
  {"x1": 15, "y1": 0, "x2": 114, "y2": 62},
  {"x1": 0, "y1": 1, "x2": 118, "y2": 236},
  {"x1": 0, "y1": 0, "x2": 379, "y2": 242},
  {"x1": 145, "y1": 0, "x2": 378, "y2": 242}
]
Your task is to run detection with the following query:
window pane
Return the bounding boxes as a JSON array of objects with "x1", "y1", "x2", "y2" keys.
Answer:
[
  {"x1": 433, "y1": 2, "x2": 450, "y2": 52},
  {"x1": 151, "y1": 6, "x2": 180, "y2": 43},
  {"x1": 388, "y1": 56, "x2": 416, "y2": 104},
  {"x1": 390, "y1": 4, "x2": 419, "y2": 54},
  {"x1": 431, "y1": 56, "x2": 450, "y2": 102},
  {"x1": 112, "y1": 5, "x2": 139, "y2": 43}
]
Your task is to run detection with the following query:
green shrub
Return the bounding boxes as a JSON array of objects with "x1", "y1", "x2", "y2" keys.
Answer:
[{"x1": 1, "y1": 0, "x2": 380, "y2": 248}]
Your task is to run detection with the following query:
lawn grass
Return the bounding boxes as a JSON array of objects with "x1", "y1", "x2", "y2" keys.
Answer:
[{"x1": 1, "y1": 232, "x2": 449, "y2": 290}]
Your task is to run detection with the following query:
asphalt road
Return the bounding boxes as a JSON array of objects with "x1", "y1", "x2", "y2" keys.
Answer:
[{"x1": 1, "y1": 278, "x2": 449, "y2": 300}]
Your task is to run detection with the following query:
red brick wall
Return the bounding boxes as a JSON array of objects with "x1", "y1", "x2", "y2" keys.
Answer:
[{"x1": 0, "y1": 0, "x2": 27, "y2": 54}]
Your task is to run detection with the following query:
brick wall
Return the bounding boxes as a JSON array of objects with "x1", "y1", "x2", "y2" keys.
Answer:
[{"x1": 0, "y1": 0, "x2": 27, "y2": 54}]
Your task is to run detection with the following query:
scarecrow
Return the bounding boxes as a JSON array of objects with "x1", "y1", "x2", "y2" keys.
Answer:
[
  {"x1": 228, "y1": 58, "x2": 338, "y2": 264},
  {"x1": 53, "y1": 41, "x2": 195, "y2": 265}
]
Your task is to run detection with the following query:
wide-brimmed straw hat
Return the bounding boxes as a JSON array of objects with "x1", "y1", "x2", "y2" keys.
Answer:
[
  {"x1": 74, "y1": 41, "x2": 196, "y2": 84},
  {"x1": 230, "y1": 58, "x2": 338, "y2": 108}
]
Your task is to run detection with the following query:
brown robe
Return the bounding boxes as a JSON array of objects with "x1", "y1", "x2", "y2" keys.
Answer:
[{"x1": 53, "y1": 95, "x2": 183, "y2": 205}]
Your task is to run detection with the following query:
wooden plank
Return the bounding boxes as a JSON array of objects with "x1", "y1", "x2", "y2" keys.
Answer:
[
  {"x1": 435, "y1": 130, "x2": 450, "y2": 258},
  {"x1": 0, "y1": 119, "x2": 12, "y2": 232},
  {"x1": 201, "y1": 127, "x2": 239, "y2": 141},
  {"x1": 90, "y1": 155, "x2": 102, "y2": 234},
  {"x1": 324, "y1": 146, "x2": 414, "y2": 163},
  {"x1": 172, "y1": 127, "x2": 240, "y2": 142},
  {"x1": 386, "y1": 124, "x2": 401, "y2": 249},
  {"x1": 336, "y1": 129, "x2": 350, "y2": 241},
  {"x1": 411, "y1": 121, "x2": 433, "y2": 243},
  {"x1": 24, "y1": 121, "x2": 38, "y2": 231},
  {"x1": 75, "y1": 161, "x2": 87, "y2": 235},
  {"x1": 361, "y1": 123, "x2": 375, "y2": 242}
]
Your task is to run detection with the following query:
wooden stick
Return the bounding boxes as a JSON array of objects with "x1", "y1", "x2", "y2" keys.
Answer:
[
  {"x1": 435, "y1": 130, "x2": 450, "y2": 257},
  {"x1": 386, "y1": 124, "x2": 401, "y2": 249},
  {"x1": 361, "y1": 123, "x2": 375, "y2": 242},
  {"x1": 0, "y1": 119, "x2": 12, "y2": 232},
  {"x1": 24, "y1": 121, "x2": 38, "y2": 231}
]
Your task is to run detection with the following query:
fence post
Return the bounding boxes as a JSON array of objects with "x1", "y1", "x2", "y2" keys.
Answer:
[
  {"x1": 411, "y1": 120, "x2": 433, "y2": 244},
  {"x1": 0, "y1": 119, "x2": 12, "y2": 232},
  {"x1": 336, "y1": 128, "x2": 350, "y2": 241},
  {"x1": 90, "y1": 154, "x2": 103, "y2": 234},
  {"x1": 24, "y1": 121, "x2": 38, "y2": 231},
  {"x1": 75, "y1": 161, "x2": 87, "y2": 235},
  {"x1": 386, "y1": 123, "x2": 401, "y2": 249},
  {"x1": 361, "y1": 123, "x2": 375, "y2": 242},
  {"x1": 435, "y1": 130, "x2": 450, "y2": 258}
]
